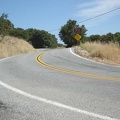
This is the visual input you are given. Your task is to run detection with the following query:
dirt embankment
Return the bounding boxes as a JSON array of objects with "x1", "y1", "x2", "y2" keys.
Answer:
[{"x1": 0, "y1": 36, "x2": 36, "y2": 59}]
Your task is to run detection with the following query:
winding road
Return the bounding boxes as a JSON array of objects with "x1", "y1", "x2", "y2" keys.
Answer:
[{"x1": 0, "y1": 48, "x2": 120, "y2": 120}]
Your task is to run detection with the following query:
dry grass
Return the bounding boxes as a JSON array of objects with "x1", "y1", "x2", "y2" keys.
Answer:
[
  {"x1": 0, "y1": 36, "x2": 36, "y2": 59},
  {"x1": 74, "y1": 42, "x2": 120, "y2": 66}
]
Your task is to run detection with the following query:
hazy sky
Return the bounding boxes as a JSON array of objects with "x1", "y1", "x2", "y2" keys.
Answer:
[{"x1": 0, "y1": 0, "x2": 120, "y2": 43}]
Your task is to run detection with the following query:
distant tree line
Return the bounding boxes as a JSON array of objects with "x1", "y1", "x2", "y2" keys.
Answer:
[
  {"x1": 0, "y1": 13, "x2": 58, "y2": 48},
  {"x1": 84, "y1": 33, "x2": 120, "y2": 45},
  {"x1": 1, "y1": 13, "x2": 120, "y2": 48},
  {"x1": 9, "y1": 28, "x2": 58, "y2": 48}
]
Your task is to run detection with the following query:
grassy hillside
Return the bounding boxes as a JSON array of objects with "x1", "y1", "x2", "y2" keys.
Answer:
[
  {"x1": 0, "y1": 36, "x2": 36, "y2": 59},
  {"x1": 75, "y1": 42, "x2": 120, "y2": 66}
]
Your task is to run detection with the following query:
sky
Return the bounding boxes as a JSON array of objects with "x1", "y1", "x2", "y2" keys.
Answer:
[{"x1": 0, "y1": 0, "x2": 120, "y2": 44}]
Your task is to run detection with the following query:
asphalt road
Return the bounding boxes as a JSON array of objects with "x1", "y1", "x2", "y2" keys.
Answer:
[{"x1": 0, "y1": 48, "x2": 120, "y2": 120}]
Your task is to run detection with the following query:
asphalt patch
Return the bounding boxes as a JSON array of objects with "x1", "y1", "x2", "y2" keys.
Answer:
[{"x1": 0, "y1": 101, "x2": 7, "y2": 109}]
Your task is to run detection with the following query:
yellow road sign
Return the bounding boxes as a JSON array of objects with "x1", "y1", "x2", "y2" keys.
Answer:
[{"x1": 74, "y1": 34, "x2": 81, "y2": 40}]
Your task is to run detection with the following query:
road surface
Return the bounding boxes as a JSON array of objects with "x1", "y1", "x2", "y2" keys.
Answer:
[{"x1": 0, "y1": 48, "x2": 120, "y2": 120}]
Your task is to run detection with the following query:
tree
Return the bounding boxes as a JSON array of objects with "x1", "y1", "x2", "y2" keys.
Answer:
[
  {"x1": 28, "y1": 29, "x2": 58, "y2": 48},
  {"x1": 48, "y1": 34, "x2": 58, "y2": 48},
  {"x1": 59, "y1": 20, "x2": 77, "y2": 47},
  {"x1": 59, "y1": 19, "x2": 87, "y2": 47},
  {"x1": 0, "y1": 13, "x2": 14, "y2": 41},
  {"x1": 89, "y1": 35, "x2": 101, "y2": 42},
  {"x1": 80, "y1": 25, "x2": 87, "y2": 43},
  {"x1": 114, "y1": 32, "x2": 120, "y2": 44},
  {"x1": 28, "y1": 29, "x2": 43, "y2": 48},
  {"x1": 26, "y1": 28, "x2": 36, "y2": 40},
  {"x1": 1, "y1": 13, "x2": 8, "y2": 20},
  {"x1": 9, "y1": 28, "x2": 29, "y2": 40},
  {"x1": 105, "y1": 33, "x2": 114, "y2": 43}
]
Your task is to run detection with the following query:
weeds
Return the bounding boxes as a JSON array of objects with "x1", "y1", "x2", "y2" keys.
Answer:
[{"x1": 75, "y1": 42, "x2": 120, "y2": 65}]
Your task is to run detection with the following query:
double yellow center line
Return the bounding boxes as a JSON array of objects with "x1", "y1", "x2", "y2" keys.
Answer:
[{"x1": 36, "y1": 52, "x2": 120, "y2": 81}]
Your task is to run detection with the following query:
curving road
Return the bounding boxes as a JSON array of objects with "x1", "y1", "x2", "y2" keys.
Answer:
[{"x1": 0, "y1": 48, "x2": 120, "y2": 120}]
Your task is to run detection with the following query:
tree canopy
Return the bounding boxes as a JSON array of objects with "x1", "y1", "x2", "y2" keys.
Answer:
[
  {"x1": 0, "y1": 13, "x2": 14, "y2": 39},
  {"x1": 85, "y1": 32, "x2": 120, "y2": 45},
  {"x1": 9, "y1": 28, "x2": 29, "y2": 40},
  {"x1": 59, "y1": 19, "x2": 87, "y2": 47},
  {"x1": 27, "y1": 29, "x2": 57, "y2": 48}
]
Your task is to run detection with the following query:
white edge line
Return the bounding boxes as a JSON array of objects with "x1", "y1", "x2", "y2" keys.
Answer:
[
  {"x1": 70, "y1": 48, "x2": 120, "y2": 68},
  {"x1": 0, "y1": 56, "x2": 15, "y2": 61},
  {"x1": 0, "y1": 54, "x2": 24, "y2": 62},
  {"x1": 0, "y1": 80, "x2": 119, "y2": 120},
  {"x1": 0, "y1": 51, "x2": 36, "y2": 62}
]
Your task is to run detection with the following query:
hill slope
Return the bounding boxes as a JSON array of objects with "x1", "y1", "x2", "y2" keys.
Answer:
[{"x1": 0, "y1": 36, "x2": 35, "y2": 59}]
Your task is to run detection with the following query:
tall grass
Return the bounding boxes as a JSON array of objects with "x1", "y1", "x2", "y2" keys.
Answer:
[
  {"x1": 75, "y1": 42, "x2": 120, "y2": 65},
  {"x1": 0, "y1": 36, "x2": 35, "y2": 59}
]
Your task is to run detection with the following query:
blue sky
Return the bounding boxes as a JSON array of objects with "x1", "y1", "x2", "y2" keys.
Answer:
[{"x1": 0, "y1": 0, "x2": 120, "y2": 43}]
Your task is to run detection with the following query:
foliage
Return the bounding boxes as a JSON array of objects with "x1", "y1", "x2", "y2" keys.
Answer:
[
  {"x1": 0, "y1": 13, "x2": 58, "y2": 48},
  {"x1": 9, "y1": 28, "x2": 29, "y2": 41},
  {"x1": 85, "y1": 32, "x2": 120, "y2": 45},
  {"x1": 28, "y1": 29, "x2": 44, "y2": 48},
  {"x1": 59, "y1": 19, "x2": 87, "y2": 47},
  {"x1": 80, "y1": 25, "x2": 87, "y2": 43},
  {"x1": 57, "y1": 43, "x2": 65, "y2": 47},
  {"x1": 114, "y1": 32, "x2": 120, "y2": 44},
  {"x1": 0, "y1": 13, "x2": 14, "y2": 41},
  {"x1": 27, "y1": 29, "x2": 58, "y2": 48},
  {"x1": 88, "y1": 35, "x2": 101, "y2": 42}
]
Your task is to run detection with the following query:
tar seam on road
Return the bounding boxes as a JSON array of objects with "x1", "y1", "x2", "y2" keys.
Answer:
[
  {"x1": 36, "y1": 52, "x2": 120, "y2": 81},
  {"x1": 0, "y1": 80, "x2": 119, "y2": 120}
]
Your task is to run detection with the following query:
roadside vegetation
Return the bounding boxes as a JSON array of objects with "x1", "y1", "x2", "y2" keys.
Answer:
[
  {"x1": 75, "y1": 42, "x2": 120, "y2": 65},
  {"x1": 0, "y1": 13, "x2": 58, "y2": 49},
  {"x1": 0, "y1": 12, "x2": 120, "y2": 66},
  {"x1": 59, "y1": 19, "x2": 120, "y2": 66},
  {"x1": 59, "y1": 20, "x2": 87, "y2": 47},
  {"x1": 0, "y1": 13, "x2": 59, "y2": 59}
]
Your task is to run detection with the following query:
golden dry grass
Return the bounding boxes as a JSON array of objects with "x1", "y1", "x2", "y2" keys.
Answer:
[
  {"x1": 75, "y1": 42, "x2": 120, "y2": 66},
  {"x1": 0, "y1": 36, "x2": 36, "y2": 59}
]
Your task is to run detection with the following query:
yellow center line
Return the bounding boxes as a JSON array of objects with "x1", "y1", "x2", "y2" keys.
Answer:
[{"x1": 36, "y1": 52, "x2": 120, "y2": 81}]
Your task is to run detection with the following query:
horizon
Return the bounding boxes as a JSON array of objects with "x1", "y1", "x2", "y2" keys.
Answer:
[{"x1": 0, "y1": 0, "x2": 120, "y2": 43}]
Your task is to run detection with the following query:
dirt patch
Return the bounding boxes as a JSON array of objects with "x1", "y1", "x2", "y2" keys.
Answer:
[{"x1": 0, "y1": 36, "x2": 36, "y2": 59}]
